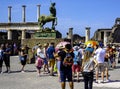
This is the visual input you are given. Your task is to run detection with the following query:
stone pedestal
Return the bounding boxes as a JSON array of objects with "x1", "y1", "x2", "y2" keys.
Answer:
[
  {"x1": 34, "y1": 29, "x2": 62, "y2": 39},
  {"x1": 34, "y1": 31, "x2": 57, "y2": 39}
]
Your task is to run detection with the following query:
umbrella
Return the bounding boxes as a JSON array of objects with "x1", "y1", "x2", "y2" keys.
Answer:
[
  {"x1": 85, "y1": 40, "x2": 98, "y2": 47},
  {"x1": 55, "y1": 41, "x2": 70, "y2": 51}
]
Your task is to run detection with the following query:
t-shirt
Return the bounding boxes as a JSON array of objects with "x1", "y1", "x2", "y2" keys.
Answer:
[
  {"x1": 73, "y1": 50, "x2": 82, "y2": 65},
  {"x1": 58, "y1": 50, "x2": 74, "y2": 71},
  {"x1": 83, "y1": 58, "x2": 95, "y2": 72},
  {"x1": 47, "y1": 46, "x2": 55, "y2": 59},
  {"x1": 19, "y1": 50, "x2": 27, "y2": 61},
  {"x1": 37, "y1": 48, "x2": 45, "y2": 58},
  {"x1": 4, "y1": 47, "x2": 11, "y2": 57},
  {"x1": 95, "y1": 48, "x2": 106, "y2": 63},
  {"x1": 36, "y1": 57, "x2": 43, "y2": 67}
]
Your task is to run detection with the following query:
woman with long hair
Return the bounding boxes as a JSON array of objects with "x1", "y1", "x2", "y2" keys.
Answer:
[{"x1": 81, "y1": 51, "x2": 97, "y2": 89}]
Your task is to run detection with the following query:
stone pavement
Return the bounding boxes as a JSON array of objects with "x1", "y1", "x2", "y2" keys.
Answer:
[{"x1": 0, "y1": 56, "x2": 120, "y2": 89}]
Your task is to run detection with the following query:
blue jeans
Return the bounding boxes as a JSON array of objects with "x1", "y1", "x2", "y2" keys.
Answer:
[{"x1": 83, "y1": 72, "x2": 93, "y2": 89}]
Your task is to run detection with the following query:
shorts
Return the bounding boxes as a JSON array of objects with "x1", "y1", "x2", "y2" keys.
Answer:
[
  {"x1": 36, "y1": 66, "x2": 42, "y2": 70},
  {"x1": 95, "y1": 63, "x2": 105, "y2": 72},
  {"x1": 60, "y1": 69, "x2": 72, "y2": 82},
  {"x1": 110, "y1": 58, "x2": 115, "y2": 63},
  {"x1": 72, "y1": 65, "x2": 80, "y2": 72},
  {"x1": 43, "y1": 58, "x2": 48, "y2": 65},
  {"x1": 104, "y1": 62, "x2": 109, "y2": 69},
  {"x1": 49, "y1": 59, "x2": 55, "y2": 67},
  {"x1": 21, "y1": 60, "x2": 27, "y2": 66},
  {"x1": 4, "y1": 57, "x2": 10, "y2": 67}
]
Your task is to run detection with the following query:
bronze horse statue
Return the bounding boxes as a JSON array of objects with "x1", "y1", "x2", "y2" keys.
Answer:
[{"x1": 38, "y1": 15, "x2": 57, "y2": 31}]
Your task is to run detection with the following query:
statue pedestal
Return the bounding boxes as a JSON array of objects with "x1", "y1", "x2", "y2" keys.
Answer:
[
  {"x1": 34, "y1": 31, "x2": 57, "y2": 39},
  {"x1": 34, "y1": 28, "x2": 62, "y2": 39}
]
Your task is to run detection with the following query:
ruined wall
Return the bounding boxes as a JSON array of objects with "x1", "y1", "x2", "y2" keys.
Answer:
[
  {"x1": 21, "y1": 38, "x2": 63, "y2": 63},
  {"x1": 112, "y1": 27, "x2": 120, "y2": 43}
]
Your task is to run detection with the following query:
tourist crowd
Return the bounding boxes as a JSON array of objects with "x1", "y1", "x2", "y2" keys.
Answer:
[{"x1": 0, "y1": 41, "x2": 120, "y2": 89}]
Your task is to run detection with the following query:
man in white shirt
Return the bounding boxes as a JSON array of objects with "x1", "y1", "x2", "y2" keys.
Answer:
[
  {"x1": 37, "y1": 44, "x2": 45, "y2": 58},
  {"x1": 94, "y1": 44, "x2": 106, "y2": 83}
]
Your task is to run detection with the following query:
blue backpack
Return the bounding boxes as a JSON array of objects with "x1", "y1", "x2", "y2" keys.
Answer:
[{"x1": 74, "y1": 51, "x2": 82, "y2": 65}]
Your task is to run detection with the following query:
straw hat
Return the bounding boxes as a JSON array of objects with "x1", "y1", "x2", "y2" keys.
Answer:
[
  {"x1": 38, "y1": 44, "x2": 42, "y2": 47},
  {"x1": 21, "y1": 47, "x2": 25, "y2": 50},
  {"x1": 44, "y1": 43, "x2": 48, "y2": 47},
  {"x1": 112, "y1": 46, "x2": 115, "y2": 49}
]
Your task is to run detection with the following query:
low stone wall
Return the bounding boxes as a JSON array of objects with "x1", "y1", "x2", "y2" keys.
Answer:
[
  {"x1": 0, "y1": 40, "x2": 21, "y2": 45},
  {"x1": 21, "y1": 38, "x2": 63, "y2": 63}
]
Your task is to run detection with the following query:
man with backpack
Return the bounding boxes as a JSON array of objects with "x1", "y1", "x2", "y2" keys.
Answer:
[{"x1": 57, "y1": 44, "x2": 74, "y2": 89}]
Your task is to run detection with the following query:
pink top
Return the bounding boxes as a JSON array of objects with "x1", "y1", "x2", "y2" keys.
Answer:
[{"x1": 36, "y1": 57, "x2": 43, "y2": 67}]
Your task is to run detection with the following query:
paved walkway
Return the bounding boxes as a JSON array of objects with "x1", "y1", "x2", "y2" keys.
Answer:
[{"x1": 0, "y1": 56, "x2": 120, "y2": 89}]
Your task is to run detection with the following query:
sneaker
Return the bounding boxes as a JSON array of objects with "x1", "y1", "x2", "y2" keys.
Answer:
[
  {"x1": 8, "y1": 70, "x2": 11, "y2": 74},
  {"x1": 100, "y1": 80, "x2": 104, "y2": 83},
  {"x1": 4, "y1": 70, "x2": 8, "y2": 73},
  {"x1": 106, "y1": 79, "x2": 111, "y2": 82},
  {"x1": 48, "y1": 71, "x2": 50, "y2": 73},
  {"x1": 50, "y1": 74, "x2": 55, "y2": 76},
  {"x1": 95, "y1": 80, "x2": 98, "y2": 83},
  {"x1": 0, "y1": 71, "x2": 3, "y2": 74},
  {"x1": 37, "y1": 74, "x2": 41, "y2": 77},
  {"x1": 21, "y1": 71, "x2": 25, "y2": 73},
  {"x1": 77, "y1": 80, "x2": 80, "y2": 83}
]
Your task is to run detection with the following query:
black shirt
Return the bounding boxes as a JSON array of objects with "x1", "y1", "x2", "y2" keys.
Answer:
[{"x1": 58, "y1": 50, "x2": 74, "y2": 71}]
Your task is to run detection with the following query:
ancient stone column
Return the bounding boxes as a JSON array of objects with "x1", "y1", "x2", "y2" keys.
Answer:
[
  {"x1": 21, "y1": 30, "x2": 26, "y2": 39},
  {"x1": 85, "y1": 27, "x2": 90, "y2": 42},
  {"x1": 98, "y1": 31, "x2": 101, "y2": 41},
  {"x1": 37, "y1": 4, "x2": 41, "y2": 20},
  {"x1": 104, "y1": 31, "x2": 107, "y2": 47},
  {"x1": 22, "y1": 5, "x2": 26, "y2": 22},
  {"x1": 68, "y1": 28, "x2": 73, "y2": 46},
  {"x1": 7, "y1": 30, "x2": 12, "y2": 40},
  {"x1": 8, "y1": 6, "x2": 12, "y2": 23}
]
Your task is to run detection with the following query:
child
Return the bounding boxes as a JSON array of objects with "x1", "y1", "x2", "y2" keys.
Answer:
[{"x1": 35, "y1": 55, "x2": 43, "y2": 76}]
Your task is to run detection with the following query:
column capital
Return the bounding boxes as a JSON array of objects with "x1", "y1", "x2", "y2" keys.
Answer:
[
  {"x1": 22, "y1": 5, "x2": 26, "y2": 7},
  {"x1": 85, "y1": 27, "x2": 91, "y2": 30},
  {"x1": 37, "y1": 4, "x2": 41, "y2": 7},
  {"x1": 69, "y1": 27, "x2": 73, "y2": 30},
  {"x1": 8, "y1": 6, "x2": 12, "y2": 8},
  {"x1": 85, "y1": 27, "x2": 90, "y2": 42}
]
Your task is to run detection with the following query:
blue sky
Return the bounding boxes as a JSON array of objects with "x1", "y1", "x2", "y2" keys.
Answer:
[{"x1": 0, "y1": 0, "x2": 120, "y2": 38}]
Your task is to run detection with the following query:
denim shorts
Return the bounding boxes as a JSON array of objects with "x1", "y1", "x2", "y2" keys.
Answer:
[{"x1": 60, "y1": 69, "x2": 72, "y2": 82}]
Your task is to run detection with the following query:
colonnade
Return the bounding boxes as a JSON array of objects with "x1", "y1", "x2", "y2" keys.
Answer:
[{"x1": 6, "y1": 5, "x2": 41, "y2": 40}]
